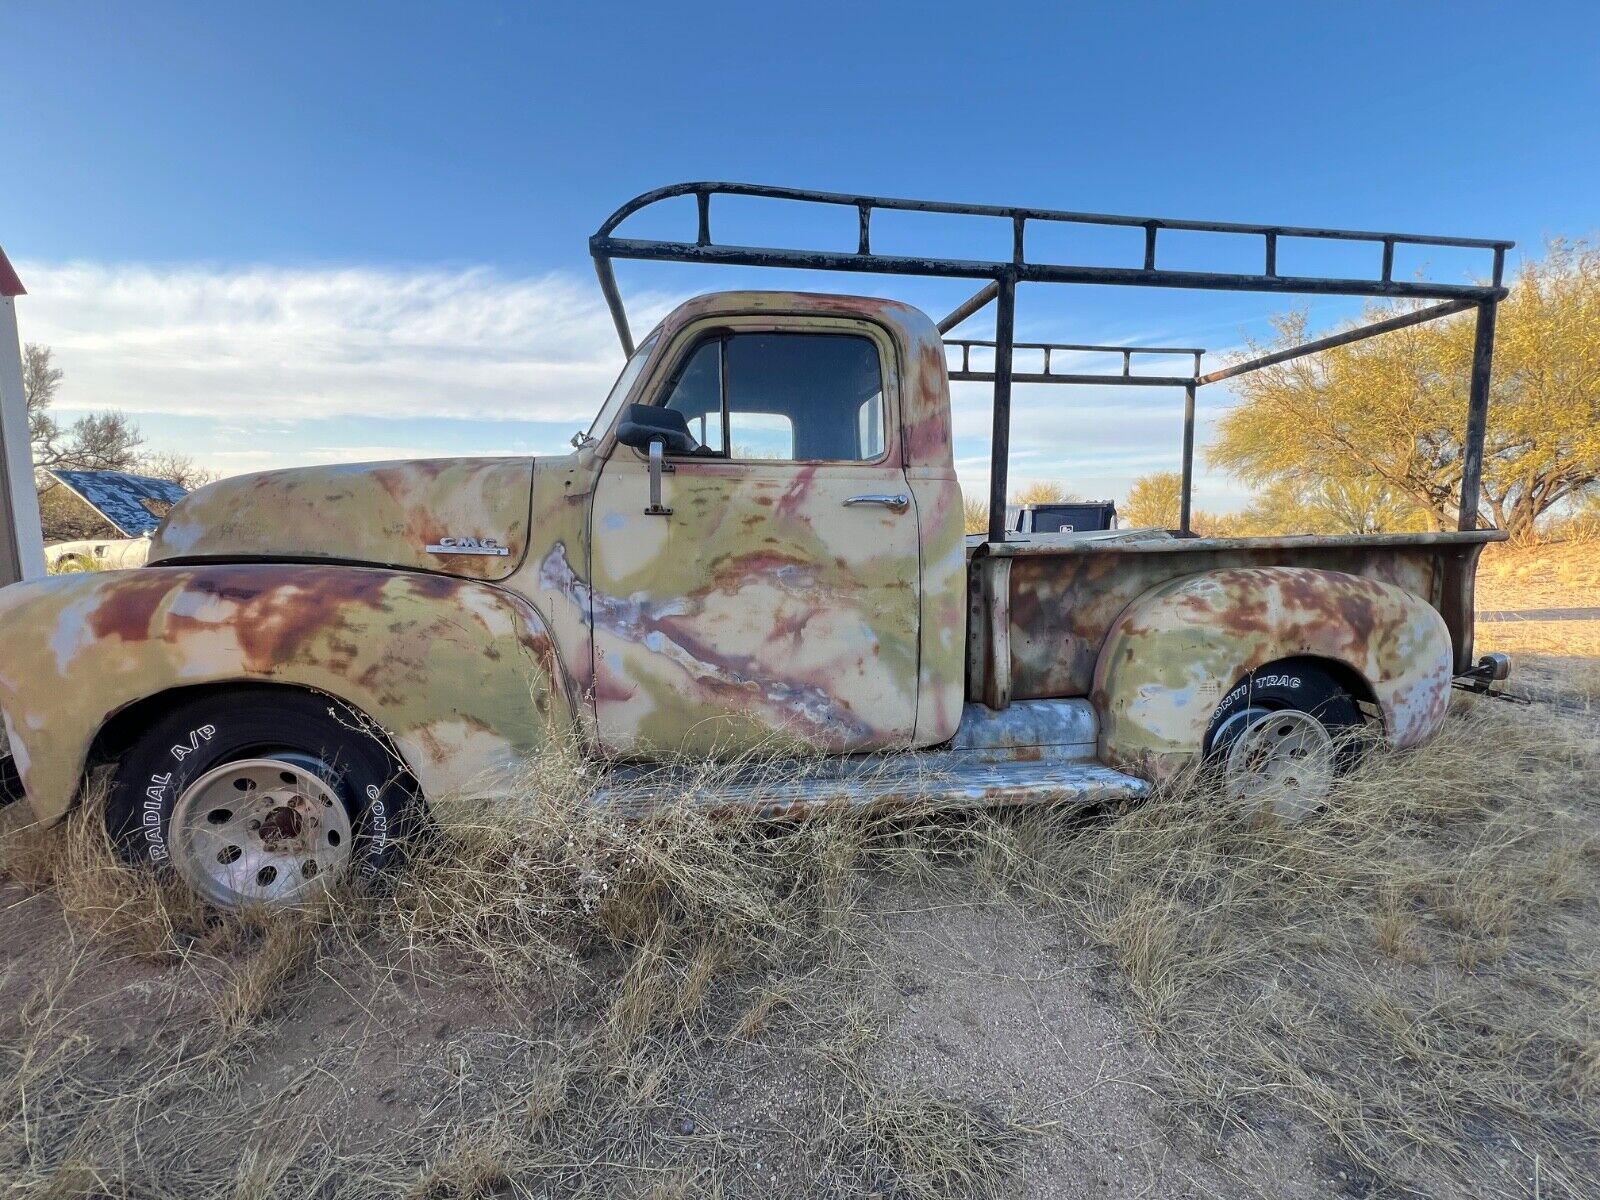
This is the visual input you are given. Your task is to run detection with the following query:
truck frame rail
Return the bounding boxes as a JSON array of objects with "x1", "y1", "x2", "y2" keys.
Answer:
[{"x1": 590, "y1": 181, "x2": 1513, "y2": 542}]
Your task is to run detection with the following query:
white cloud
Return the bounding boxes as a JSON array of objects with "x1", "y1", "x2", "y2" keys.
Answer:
[
  {"x1": 16, "y1": 261, "x2": 675, "y2": 424},
  {"x1": 12, "y1": 258, "x2": 1255, "y2": 508}
]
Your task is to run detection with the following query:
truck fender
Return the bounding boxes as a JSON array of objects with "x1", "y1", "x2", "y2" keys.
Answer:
[
  {"x1": 0, "y1": 563, "x2": 577, "y2": 822},
  {"x1": 1090, "y1": 566, "x2": 1454, "y2": 780}
]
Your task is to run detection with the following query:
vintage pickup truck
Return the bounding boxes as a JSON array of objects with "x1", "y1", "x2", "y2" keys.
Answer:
[{"x1": 0, "y1": 184, "x2": 1515, "y2": 909}]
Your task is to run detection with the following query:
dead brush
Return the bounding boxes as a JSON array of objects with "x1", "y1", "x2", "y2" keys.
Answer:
[
  {"x1": 0, "y1": 781, "x2": 355, "y2": 1092},
  {"x1": 356, "y1": 740, "x2": 1039, "y2": 1196},
  {"x1": 1, "y1": 729, "x2": 1045, "y2": 1198},
  {"x1": 1, "y1": 783, "x2": 217, "y2": 960},
  {"x1": 1026, "y1": 698, "x2": 1600, "y2": 1197},
  {"x1": 1478, "y1": 615, "x2": 1600, "y2": 708},
  {"x1": 844, "y1": 1086, "x2": 1041, "y2": 1200},
  {"x1": 18, "y1": 694, "x2": 1598, "y2": 1197},
  {"x1": 808, "y1": 1010, "x2": 1046, "y2": 1200},
  {"x1": 384, "y1": 737, "x2": 912, "y2": 998}
]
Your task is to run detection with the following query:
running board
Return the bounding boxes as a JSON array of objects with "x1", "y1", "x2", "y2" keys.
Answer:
[{"x1": 592, "y1": 699, "x2": 1147, "y2": 817}]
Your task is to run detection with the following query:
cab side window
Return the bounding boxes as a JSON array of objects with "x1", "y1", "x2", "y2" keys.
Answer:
[{"x1": 657, "y1": 331, "x2": 885, "y2": 461}]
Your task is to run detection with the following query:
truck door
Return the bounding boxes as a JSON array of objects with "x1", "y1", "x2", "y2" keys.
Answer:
[{"x1": 588, "y1": 319, "x2": 920, "y2": 757}]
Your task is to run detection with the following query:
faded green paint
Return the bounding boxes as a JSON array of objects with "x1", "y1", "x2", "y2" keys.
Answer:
[
  {"x1": 990, "y1": 531, "x2": 1495, "y2": 700},
  {"x1": 0, "y1": 564, "x2": 572, "y2": 820},
  {"x1": 575, "y1": 296, "x2": 959, "y2": 757},
  {"x1": 153, "y1": 457, "x2": 534, "y2": 582},
  {"x1": 1091, "y1": 566, "x2": 1456, "y2": 779}
]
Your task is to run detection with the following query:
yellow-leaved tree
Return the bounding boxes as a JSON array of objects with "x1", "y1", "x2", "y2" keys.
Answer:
[
  {"x1": 962, "y1": 493, "x2": 989, "y2": 535},
  {"x1": 1011, "y1": 480, "x2": 1079, "y2": 505},
  {"x1": 1123, "y1": 471, "x2": 1184, "y2": 529},
  {"x1": 1209, "y1": 241, "x2": 1600, "y2": 541}
]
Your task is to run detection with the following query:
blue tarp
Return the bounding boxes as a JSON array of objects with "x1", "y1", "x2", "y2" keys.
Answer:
[{"x1": 49, "y1": 469, "x2": 190, "y2": 537}]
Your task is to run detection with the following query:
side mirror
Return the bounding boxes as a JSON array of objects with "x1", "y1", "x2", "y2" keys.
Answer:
[{"x1": 615, "y1": 404, "x2": 699, "y2": 456}]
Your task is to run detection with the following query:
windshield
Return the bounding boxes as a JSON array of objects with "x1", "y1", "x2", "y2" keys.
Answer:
[{"x1": 586, "y1": 333, "x2": 659, "y2": 442}]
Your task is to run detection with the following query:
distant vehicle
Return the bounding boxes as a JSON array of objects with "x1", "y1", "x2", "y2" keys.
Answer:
[
  {"x1": 0, "y1": 183, "x2": 1515, "y2": 912},
  {"x1": 45, "y1": 535, "x2": 153, "y2": 572},
  {"x1": 42, "y1": 469, "x2": 189, "y2": 572},
  {"x1": 1006, "y1": 500, "x2": 1117, "y2": 535}
]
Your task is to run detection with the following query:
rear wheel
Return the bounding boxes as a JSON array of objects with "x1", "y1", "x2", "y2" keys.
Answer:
[
  {"x1": 1203, "y1": 660, "x2": 1366, "y2": 820},
  {"x1": 104, "y1": 689, "x2": 417, "y2": 908}
]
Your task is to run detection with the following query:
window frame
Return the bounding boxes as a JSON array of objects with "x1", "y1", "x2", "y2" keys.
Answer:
[
  {"x1": 626, "y1": 316, "x2": 899, "y2": 469},
  {"x1": 657, "y1": 335, "x2": 729, "y2": 455}
]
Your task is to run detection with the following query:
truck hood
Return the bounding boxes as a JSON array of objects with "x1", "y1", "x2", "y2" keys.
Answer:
[{"x1": 148, "y1": 457, "x2": 535, "y2": 581}]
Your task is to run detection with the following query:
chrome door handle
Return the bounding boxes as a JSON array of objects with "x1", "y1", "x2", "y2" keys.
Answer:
[{"x1": 843, "y1": 493, "x2": 910, "y2": 512}]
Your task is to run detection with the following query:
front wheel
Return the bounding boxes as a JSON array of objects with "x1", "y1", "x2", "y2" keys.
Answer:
[
  {"x1": 1202, "y1": 660, "x2": 1367, "y2": 820},
  {"x1": 104, "y1": 689, "x2": 417, "y2": 909}
]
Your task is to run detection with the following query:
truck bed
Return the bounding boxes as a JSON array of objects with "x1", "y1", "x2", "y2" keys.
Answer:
[{"x1": 964, "y1": 529, "x2": 1505, "y2": 706}]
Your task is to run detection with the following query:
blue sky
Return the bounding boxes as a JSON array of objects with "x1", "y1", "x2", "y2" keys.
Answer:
[{"x1": 3, "y1": 1, "x2": 1597, "y2": 508}]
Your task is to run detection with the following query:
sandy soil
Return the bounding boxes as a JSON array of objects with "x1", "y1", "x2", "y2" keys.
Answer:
[
  {"x1": 0, "y1": 863, "x2": 1339, "y2": 1199},
  {"x1": 1477, "y1": 541, "x2": 1600, "y2": 611}
]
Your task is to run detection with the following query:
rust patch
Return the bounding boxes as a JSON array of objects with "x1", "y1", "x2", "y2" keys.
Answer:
[{"x1": 87, "y1": 574, "x2": 180, "y2": 642}]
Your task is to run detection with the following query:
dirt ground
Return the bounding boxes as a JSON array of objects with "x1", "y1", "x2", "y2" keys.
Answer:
[
  {"x1": 1477, "y1": 541, "x2": 1600, "y2": 612},
  {"x1": 0, "y1": 832, "x2": 1344, "y2": 1199},
  {"x1": 1477, "y1": 542, "x2": 1600, "y2": 705},
  {"x1": 2, "y1": 540, "x2": 1597, "y2": 1199}
]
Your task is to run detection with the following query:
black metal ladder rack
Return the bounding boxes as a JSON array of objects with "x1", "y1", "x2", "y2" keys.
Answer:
[{"x1": 590, "y1": 182, "x2": 1512, "y2": 541}]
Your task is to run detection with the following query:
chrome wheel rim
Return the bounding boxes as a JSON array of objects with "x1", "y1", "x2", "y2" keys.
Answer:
[
  {"x1": 1222, "y1": 708, "x2": 1336, "y2": 820},
  {"x1": 169, "y1": 757, "x2": 353, "y2": 908}
]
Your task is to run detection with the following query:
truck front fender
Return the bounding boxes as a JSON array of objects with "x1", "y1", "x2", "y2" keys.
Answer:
[
  {"x1": 0, "y1": 563, "x2": 576, "y2": 821},
  {"x1": 1091, "y1": 566, "x2": 1453, "y2": 780}
]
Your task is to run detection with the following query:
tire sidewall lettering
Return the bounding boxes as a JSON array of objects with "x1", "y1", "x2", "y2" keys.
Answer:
[
  {"x1": 1206, "y1": 673, "x2": 1306, "y2": 739},
  {"x1": 168, "y1": 723, "x2": 216, "y2": 763},
  {"x1": 142, "y1": 770, "x2": 172, "y2": 864},
  {"x1": 142, "y1": 722, "x2": 219, "y2": 864},
  {"x1": 361, "y1": 783, "x2": 389, "y2": 878}
]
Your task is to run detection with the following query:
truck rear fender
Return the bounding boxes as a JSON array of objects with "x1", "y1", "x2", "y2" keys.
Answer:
[
  {"x1": 0, "y1": 564, "x2": 578, "y2": 822},
  {"x1": 1091, "y1": 566, "x2": 1454, "y2": 780}
]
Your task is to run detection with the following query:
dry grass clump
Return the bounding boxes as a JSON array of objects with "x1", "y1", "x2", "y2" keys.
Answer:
[
  {"x1": 1038, "y1": 698, "x2": 1600, "y2": 1197},
  {"x1": 1478, "y1": 540, "x2": 1600, "y2": 610},
  {"x1": 1476, "y1": 550, "x2": 1600, "y2": 713},
  {"x1": 837, "y1": 1085, "x2": 1042, "y2": 1200},
  {"x1": 388, "y1": 744, "x2": 861, "y2": 992},
  {"x1": 1, "y1": 782, "x2": 219, "y2": 959},
  {"x1": 1478, "y1": 618, "x2": 1600, "y2": 709},
  {"x1": 376, "y1": 746, "x2": 1036, "y2": 1197},
  {"x1": 0, "y1": 745, "x2": 1037, "y2": 1198}
]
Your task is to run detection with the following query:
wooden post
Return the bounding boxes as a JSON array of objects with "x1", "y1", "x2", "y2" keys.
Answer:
[{"x1": 0, "y1": 245, "x2": 45, "y2": 585}]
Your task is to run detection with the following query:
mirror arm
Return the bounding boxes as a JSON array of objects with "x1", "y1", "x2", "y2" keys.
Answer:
[{"x1": 644, "y1": 439, "x2": 673, "y2": 516}]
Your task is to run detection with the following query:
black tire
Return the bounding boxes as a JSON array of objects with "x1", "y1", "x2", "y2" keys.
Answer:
[
  {"x1": 1203, "y1": 658, "x2": 1367, "y2": 778},
  {"x1": 0, "y1": 751, "x2": 23, "y2": 809},
  {"x1": 104, "y1": 688, "x2": 417, "y2": 904}
]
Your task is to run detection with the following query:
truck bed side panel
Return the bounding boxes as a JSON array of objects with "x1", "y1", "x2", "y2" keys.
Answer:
[{"x1": 981, "y1": 532, "x2": 1496, "y2": 702}]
